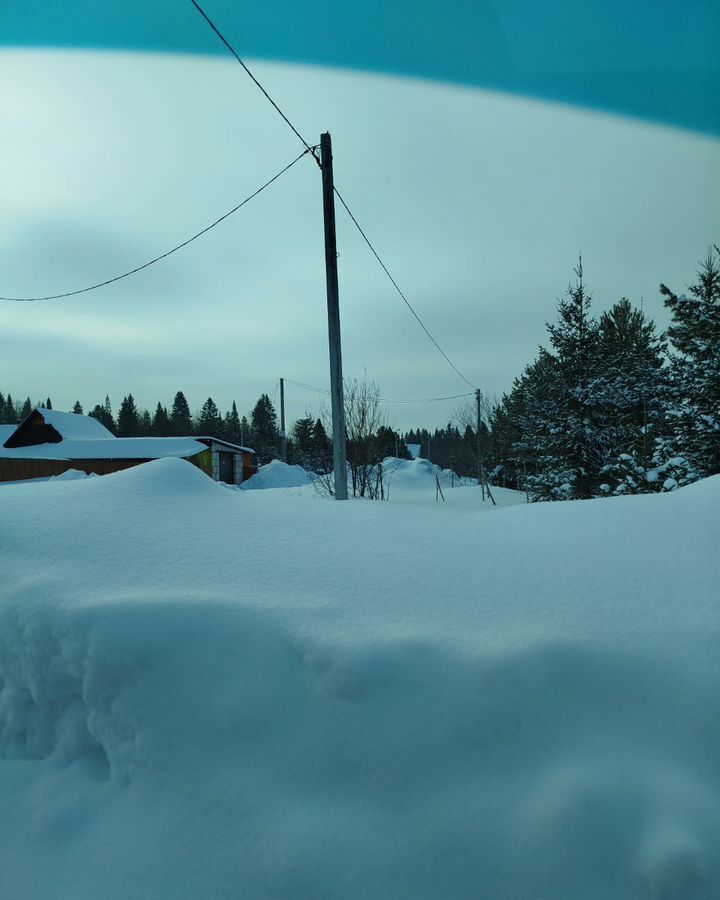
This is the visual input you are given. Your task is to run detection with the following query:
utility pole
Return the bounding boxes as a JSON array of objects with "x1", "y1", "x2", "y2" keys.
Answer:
[
  {"x1": 320, "y1": 132, "x2": 348, "y2": 500},
  {"x1": 476, "y1": 387, "x2": 496, "y2": 506},
  {"x1": 476, "y1": 388, "x2": 484, "y2": 498},
  {"x1": 279, "y1": 377, "x2": 287, "y2": 463}
]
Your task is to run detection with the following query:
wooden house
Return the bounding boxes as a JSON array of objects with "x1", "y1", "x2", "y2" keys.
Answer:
[{"x1": 0, "y1": 409, "x2": 257, "y2": 486}]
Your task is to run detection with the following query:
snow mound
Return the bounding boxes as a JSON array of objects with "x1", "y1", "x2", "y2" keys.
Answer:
[
  {"x1": 240, "y1": 458, "x2": 312, "y2": 490},
  {"x1": 1, "y1": 465, "x2": 719, "y2": 900}
]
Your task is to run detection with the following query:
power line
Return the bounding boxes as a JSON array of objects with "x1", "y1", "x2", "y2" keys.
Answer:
[
  {"x1": 1, "y1": 149, "x2": 311, "y2": 302},
  {"x1": 188, "y1": 0, "x2": 319, "y2": 166},
  {"x1": 186, "y1": 0, "x2": 476, "y2": 392},
  {"x1": 185, "y1": 2, "x2": 477, "y2": 393},
  {"x1": 283, "y1": 378, "x2": 473, "y2": 405},
  {"x1": 333, "y1": 187, "x2": 477, "y2": 390}
]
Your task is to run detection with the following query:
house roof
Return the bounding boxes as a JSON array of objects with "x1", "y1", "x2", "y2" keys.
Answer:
[
  {"x1": 195, "y1": 436, "x2": 256, "y2": 455},
  {"x1": 0, "y1": 409, "x2": 256, "y2": 460},
  {"x1": 1, "y1": 409, "x2": 207, "y2": 459},
  {"x1": 33, "y1": 408, "x2": 115, "y2": 440},
  {"x1": 0, "y1": 436, "x2": 208, "y2": 461}
]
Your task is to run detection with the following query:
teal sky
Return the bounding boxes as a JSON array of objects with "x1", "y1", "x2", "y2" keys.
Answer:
[{"x1": 2, "y1": 0, "x2": 719, "y2": 136}]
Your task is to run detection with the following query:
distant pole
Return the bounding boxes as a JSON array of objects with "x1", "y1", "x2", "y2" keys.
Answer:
[
  {"x1": 451, "y1": 455, "x2": 455, "y2": 488},
  {"x1": 279, "y1": 377, "x2": 287, "y2": 462},
  {"x1": 320, "y1": 132, "x2": 348, "y2": 500},
  {"x1": 476, "y1": 388, "x2": 484, "y2": 497}
]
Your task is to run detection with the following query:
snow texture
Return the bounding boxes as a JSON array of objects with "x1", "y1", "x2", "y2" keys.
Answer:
[
  {"x1": 31, "y1": 408, "x2": 115, "y2": 440},
  {"x1": 1, "y1": 458, "x2": 718, "y2": 900},
  {"x1": 240, "y1": 458, "x2": 313, "y2": 490},
  {"x1": 0, "y1": 436, "x2": 207, "y2": 460}
]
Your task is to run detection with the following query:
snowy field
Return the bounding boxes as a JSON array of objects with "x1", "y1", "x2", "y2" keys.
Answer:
[{"x1": 1, "y1": 458, "x2": 719, "y2": 900}]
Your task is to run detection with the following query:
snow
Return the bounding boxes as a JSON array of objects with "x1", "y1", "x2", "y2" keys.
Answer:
[
  {"x1": 0, "y1": 424, "x2": 16, "y2": 445},
  {"x1": 406, "y1": 442, "x2": 421, "y2": 458},
  {"x1": 1, "y1": 459, "x2": 719, "y2": 900},
  {"x1": 0, "y1": 436, "x2": 208, "y2": 460},
  {"x1": 240, "y1": 458, "x2": 313, "y2": 490},
  {"x1": 30, "y1": 408, "x2": 115, "y2": 440}
]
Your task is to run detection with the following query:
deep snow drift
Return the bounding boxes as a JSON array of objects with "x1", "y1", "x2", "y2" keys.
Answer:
[{"x1": 1, "y1": 459, "x2": 718, "y2": 900}]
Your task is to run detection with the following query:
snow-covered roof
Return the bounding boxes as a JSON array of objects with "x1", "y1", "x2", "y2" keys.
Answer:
[
  {"x1": 194, "y1": 436, "x2": 255, "y2": 454},
  {"x1": 0, "y1": 437, "x2": 208, "y2": 461},
  {"x1": 32, "y1": 408, "x2": 115, "y2": 440},
  {"x1": 0, "y1": 425, "x2": 16, "y2": 444}
]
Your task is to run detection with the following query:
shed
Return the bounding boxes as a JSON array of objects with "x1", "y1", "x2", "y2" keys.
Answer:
[{"x1": 0, "y1": 409, "x2": 257, "y2": 486}]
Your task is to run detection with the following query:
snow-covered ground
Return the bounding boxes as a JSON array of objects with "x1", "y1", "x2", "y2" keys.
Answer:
[{"x1": 1, "y1": 458, "x2": 718, "y2": 900}]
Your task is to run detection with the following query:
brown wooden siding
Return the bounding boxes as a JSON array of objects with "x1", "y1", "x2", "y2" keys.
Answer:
[{"x1": 0, "y1": 458, "x2": 156, "y2": 483}]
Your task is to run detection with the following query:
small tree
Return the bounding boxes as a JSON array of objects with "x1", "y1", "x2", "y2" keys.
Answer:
[{"x1": 72, "y1": 401, "x2": 83, "y2": 415}]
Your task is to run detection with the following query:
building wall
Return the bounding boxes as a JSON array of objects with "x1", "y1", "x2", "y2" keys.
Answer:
[
  {"x1": 0, "y1": 448, "x2": 255, "y2": 485},
  {"x1": 0, "y1": 458, "x2": 150, "y2": 483}
]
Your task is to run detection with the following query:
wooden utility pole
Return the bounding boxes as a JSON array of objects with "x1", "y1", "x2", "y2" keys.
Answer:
[
  {"x1": 279, "y1": 377, "x2": 287, "y2": 463},
  {"x1": 476, "y1": 387, "x2": 496, "y2": 506},
  {"x1": 475, "y1": 389, "x2": 484, "y2": 497},
  {"x1": 320, "y1": 132, "x2": 348, "y2": 500}
]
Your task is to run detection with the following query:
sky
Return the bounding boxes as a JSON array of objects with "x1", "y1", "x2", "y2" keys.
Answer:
[{"x1": 1, "y1": 45, "x2": 719, "y2": 430}]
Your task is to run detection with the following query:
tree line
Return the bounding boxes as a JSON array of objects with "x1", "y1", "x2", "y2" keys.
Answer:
[
  {"x1": 3, "y1": 245, "x2": 717, "y2": 500},
  {"x1": 404, "y1": 246, "x2": 719, "y2": 499}
]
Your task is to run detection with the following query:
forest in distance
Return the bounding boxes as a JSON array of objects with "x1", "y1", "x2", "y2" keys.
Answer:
[{"x1": 2, "y1": 246, "x2": 718, "y2": 502}]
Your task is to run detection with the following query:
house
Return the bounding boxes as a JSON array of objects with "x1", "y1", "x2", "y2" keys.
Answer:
[{"x1": 0, "y1": 408, "x2": 257, "y2": 486}]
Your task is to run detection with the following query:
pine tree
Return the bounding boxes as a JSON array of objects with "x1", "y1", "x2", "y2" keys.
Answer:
[
  {"x1": 170, "y1": 391, "x2": 193, "y2": 436},
  {"x1": 0, "y1": 393, "x2": 5, "y2": 425},
  {"x1": 594, "y1": 298, "x2": 672, "y2": 494},
  {"x1": 5, "y1": 394, "x2": 16, "y2": 424},
  {"x1": 224, "y1": 401, "x2": 242, "y2": 444},
  {"x1": 251, "y1": 394, "x2": 279, "y2": 463},
  {"x1": 660, "y1": 246, "x2": 720, "y2": 477},
  {"x1": 197, "y1": 397, "x2": 223, "y2": 436},
  {"x1": 240, "y1": 415, "x2": 250, "y2": 447},
  {"x1": 20, "y1": 397, "x2": 33, "y2": 421},
  {"x1": 72, "y1": 401, "x2": 83, "y2": 415},
  {"x1": 88, "y1": 397, "x2": 116, "y2": 433},
  {"x1": 117, "y1": 394, "x2": 140, "y2": 437},
  {"x1": 138, "y1": 409, "x2": 153, "y2": 436},
  {"x1": 539, "y1": 258, "x2": 604, "y2": 499},
  {"x1": 46, "y1": 397, "x2": 52, "y2": 409},
  {"x1": 152, "y1": 402, "x2": 171, "y2": 436}
]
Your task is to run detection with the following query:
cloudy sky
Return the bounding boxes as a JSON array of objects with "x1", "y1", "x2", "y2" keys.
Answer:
[{"x1": 1, "y1": 45, "x2": 718, "y2": 429}]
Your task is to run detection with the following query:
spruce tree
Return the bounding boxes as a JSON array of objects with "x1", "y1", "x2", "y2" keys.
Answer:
[
  {"x1": 541, "y1": 258, "x2": 603, "y2": 499},
  {"x1": 224, "y1": 401, "x2": 242, "y2": 444},
  {"x1": 660, "y1": 246, "x2": 720, "y2": 477},
  {"x1": 152, "y1": 402, "x2": 171, "y2": 436},
  {"x1": 197, "y1": 397, "x2": 223, "y2": 436},
  {"x1": 4, "y1": 394, "x2": 15, "y2": 424},
  {"x1": 594, "y1": 298, "x2": 672, "y2": 494},
  {"x1": 170, "y1": 391, "x2": 193, "y2": 436},
  {"x1": 72, "y1": 401, "x2": 83, "y2": 415},
  {"x1": 250, "y1": 394, "x2": 279, "y2": 463},
  {"x1": 20, "y1": 397, "x2": 33, "y2": 421},
  {"x1": 117, "y1": 394, "x2": 140, "y2": 437}
]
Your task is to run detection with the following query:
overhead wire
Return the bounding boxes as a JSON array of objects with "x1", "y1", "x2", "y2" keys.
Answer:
[
  {"x1": 332, "y1": 188, "x2": 477, "y2": 390},
  {"x1": 1, "y1": 149, "x2": 311, "y2": 302},
  {"x1": 188, "y1": 0, "x2": 320, "y2": 165},
  {"x1": 185, "y1": 0, "x2": 477, "y2": 391},
  {"x1": 283, "y1": 378, "x2": 473, "y2": 405}
]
